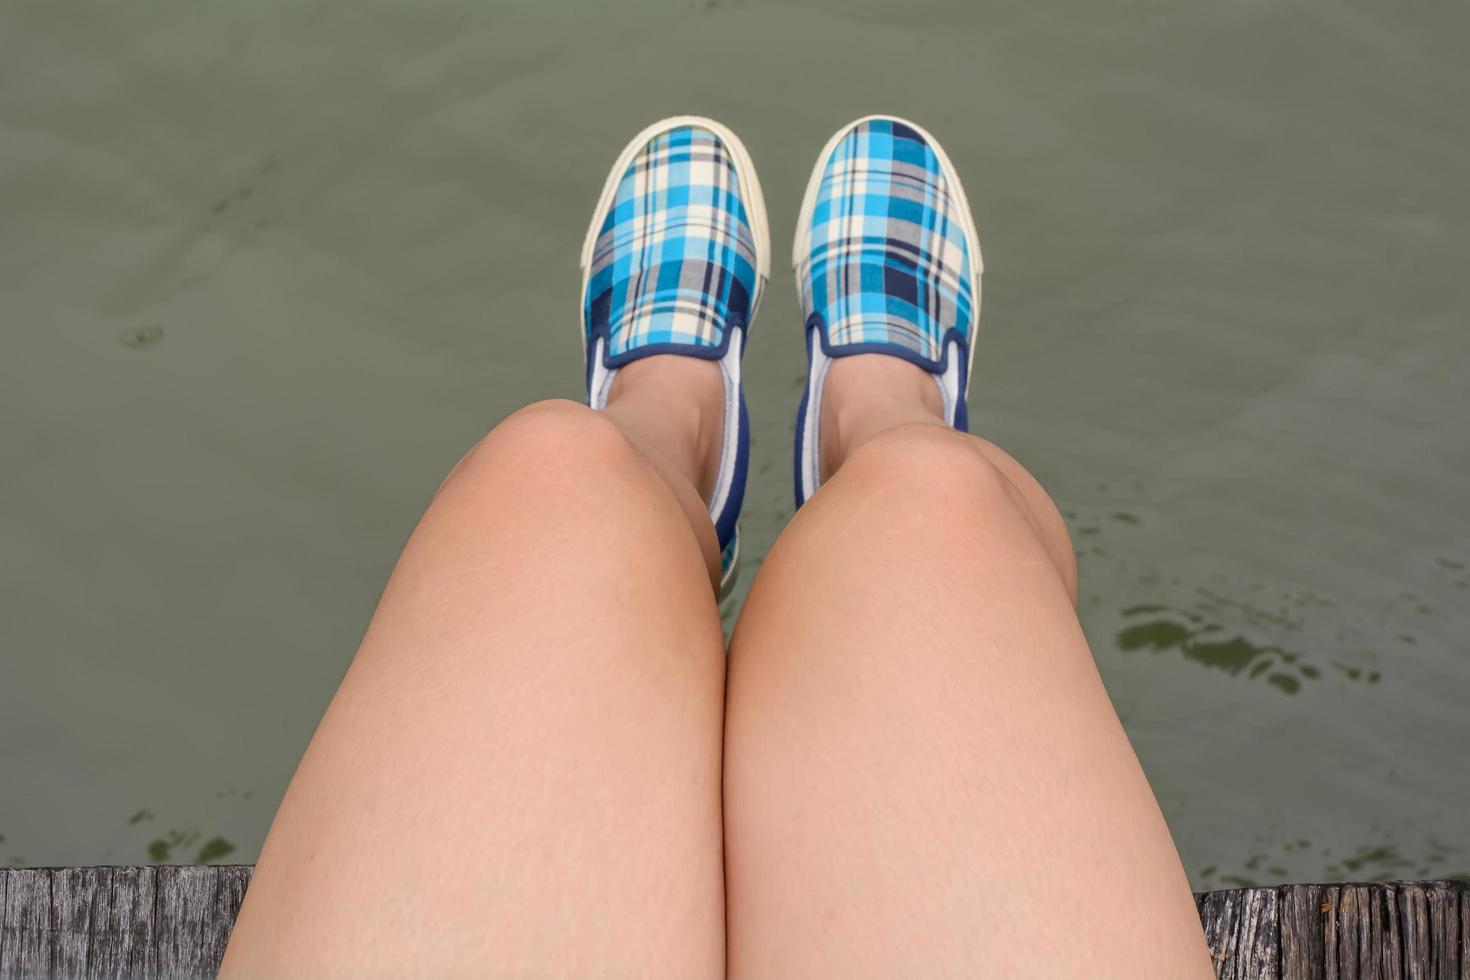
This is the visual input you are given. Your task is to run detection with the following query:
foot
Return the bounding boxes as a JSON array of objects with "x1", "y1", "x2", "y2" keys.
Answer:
[
  {"x1": 791, "y1": 115, "x2": 983, "y2": 504},
  {"x1": 580, "y1": 117, "x2": 770, "y2": 595}
]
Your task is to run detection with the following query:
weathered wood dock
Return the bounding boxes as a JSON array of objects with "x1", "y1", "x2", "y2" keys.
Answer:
[{"x1": 0, "y1": 867, "x2": 1464, "y2": 978}]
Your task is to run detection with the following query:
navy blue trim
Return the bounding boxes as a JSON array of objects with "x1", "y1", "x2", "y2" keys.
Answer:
[
  {"x1": 603, "y1": 333, "x2": 733, "y2": 368},
  {"x1": 952, "y1": 343, "x2": 971, "y2": 433},
  {"x1": 712, "y1": 391, "x2": 749, "y2": 550},
  {"x1": 792, "y1": 326, "x2": 816, "y2": 509},
  {"x1": 807, "y1": 311, "x2": 969, "y2": 378},
  {"x1": 581, "y1": 311, "x2": 748, "y2": 392}
]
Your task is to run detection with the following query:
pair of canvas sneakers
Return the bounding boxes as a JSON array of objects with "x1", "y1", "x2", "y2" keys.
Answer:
[{"x1": 580, "y1": 115, "x2": 984, "y2": 595}]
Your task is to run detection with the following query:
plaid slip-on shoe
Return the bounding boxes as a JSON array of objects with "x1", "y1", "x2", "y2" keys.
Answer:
[
  {"x1": 580, "y1": 116, "x2": 770, "y2": 596},
  {"x1": 791, "y1": 115, "x2": 984, "y2": 507}
]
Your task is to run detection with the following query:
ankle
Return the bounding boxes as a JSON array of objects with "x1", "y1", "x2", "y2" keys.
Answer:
[
  {"x1": 602, "y1": 355, "x2": 726, "y2": 504},
  {"x1": 819, "y1": 354, "x2": 946, "y2": 479}
]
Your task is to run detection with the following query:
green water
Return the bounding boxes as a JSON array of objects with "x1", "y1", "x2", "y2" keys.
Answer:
[{"x1": 2, "y1": 1, "x2": 1468, "y2": 887}]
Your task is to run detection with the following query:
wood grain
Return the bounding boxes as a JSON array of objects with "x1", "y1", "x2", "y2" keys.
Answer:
[
  {"x1": 1327, "y1": 882, "x2": 1403, "y2": 979},
  {"x1": 1461, "y1": 887, "x2": 1469, "y2": 980},
  {"x1": 154, "y1": 867, "x2": 252, "y2": 979},
  {"x1": 1, "y1": 867, "x2": 251, "y2": 980},
  {"x1": 1, "y1": 870, "x2": 52, "y2": 979},
  {"x1": 1198, "y1": 887, "x2": 1280, "y2": 979},
  {"x1": 1266, "y1": 882, "x2": 1463, "y2": 980},
  {"x1": 1282, "y1": 883, "x2": 1326, "y2": 980},
  {"x1": 51, "y1": 867, "x2": 155, "y2": 979},
  {"x1": 1, "y1": 869, "x2": 1464, "y2": 978}
]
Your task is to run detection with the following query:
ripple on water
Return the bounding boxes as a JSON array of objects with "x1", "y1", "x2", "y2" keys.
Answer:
[{"x1": 1115, "y1": 603, "x2": 1380, "y2": 694}]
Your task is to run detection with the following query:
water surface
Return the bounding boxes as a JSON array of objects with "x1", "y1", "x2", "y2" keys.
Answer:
[{"x1": 2, "y1": 0, "x2": 1468, "y2": 886}]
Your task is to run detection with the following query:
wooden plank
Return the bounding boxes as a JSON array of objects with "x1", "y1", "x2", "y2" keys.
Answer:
[
  {"x1": 1461, "y1": 885, "x2": 1469, "y2": 980},
  {"x1": 52, "y1": 867, "x2": 155, "y2": 980},
  {"x1": 1403, "y1": 883, "x2": 1431, "y2": 979},
  {"x1": 1196, "y1": 887, "x2": 1280, "y2": 979},
  {"x1": 209, "y1": 866, "x2": 254, "y2": 976},
  {"x1": 0, "y1": 869, "x2": 53, "y2": 979},
  {"x1": 1384, "y1": 883, "x2": 1406, "y2": 980},
  {"x1": 1398, "y1": 882, "x2": 1464, "y2": 980},
  {"x1": 1425, "y1": 883, "x2": 1460, "y2": 980},
  {"x1": 1324, "y1": 885, "x2": 1341, "y2": 978},
  {"x1": 0, "y1": 866, "x2": 1459, "y2": 979},
  {"x1": 1283, "y1": 884, "x2": 1326, "y2": 980},
  {"x1": 1326, "y1": 884, "x2": 1402, "y2": 980},
  {"x1": 100, "y1": 866, "x2": 155, "y2": 980},
  {"x1": 51, "y1": 868, "x2": 103, "y2": 980},
  {"x1": 153, "y1": 866, "x2": 251, "y2": 980},
  {"x1": 1333, "y1": 884, "x2": 1362, "y2": 980}
]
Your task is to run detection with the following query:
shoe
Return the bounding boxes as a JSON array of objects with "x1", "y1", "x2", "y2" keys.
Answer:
[
  {"x1": 791, "y1": 115, "x2": 983, "y2": 507},
  {"x1": 580, "y1": 117, "x2": 771, "y2": 596}
]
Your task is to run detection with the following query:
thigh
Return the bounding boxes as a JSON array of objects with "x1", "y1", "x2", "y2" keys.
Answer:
[
  {"x1": 222, "y1": 401, "x2": 727, "y2": 979},
  {"x1": 722, "y1": 425, "x2": 1211, "y2": 978}
]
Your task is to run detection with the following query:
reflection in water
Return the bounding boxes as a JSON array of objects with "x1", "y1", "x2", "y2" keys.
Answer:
[
  {"x1": 147, "y1": 829, "x2": 187, "y2": 862},
  {"x1": 134, "y1": 790, "x2": 251, "y2": 864},
  {"x1": 1062, "y1": 488, "x2": 1460, "y2": 885},
  {"x1": 2, "y1": 820, "x2": 238, "y2": 867},
  {"x1": 1197, "y1": 838, "x2": 1469, "y2": 889},
  {"x1": 195, "y1": 836, "x2": 237, "y2": 864},
  {"x1": 148, "y1": 827, "x2": 238, "y2": 864},
  {"x1": 1115, "y1": 604, "x2": 1379, "y2": 694},
  {"x1": 5, "y1": 804, "x2": 248, "y2": 867}
]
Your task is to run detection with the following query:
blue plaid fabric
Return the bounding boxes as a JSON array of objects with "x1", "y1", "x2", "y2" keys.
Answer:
[
  {"x1": 581, "y1": 119, "x2": 768, "y2": 596},
  {"x1": 584, "y1": 126, "x2": 761, "y2": 362},
  {"x1": 792, "y1": 116, "x2": 981, "y2": 507},
  {"x1": 797, "y1": 118, "x2": 976, "y2": 370}
]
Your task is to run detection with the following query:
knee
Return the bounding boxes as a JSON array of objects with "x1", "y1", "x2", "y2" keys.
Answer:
[
  {"x1": 484, "y1": 398, "x2": 630, "y2": 462},
  {"x1": 828, "y1": 424, "x2": 1079, "y2": 601},
  {"x1": 437, "y1": 399, "x2": 638, "y2": 501},
  {"x1": 835, "y1": 424, "x2": 1026, "y2": 518}
]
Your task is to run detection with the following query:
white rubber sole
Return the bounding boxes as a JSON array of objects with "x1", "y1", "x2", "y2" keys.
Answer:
[
  {"x1": 578, "y1": 115, "x2": 772, "y2": 353},
  {"x1": 790, "y1": 113, "x2": 984, "y2": 395}
]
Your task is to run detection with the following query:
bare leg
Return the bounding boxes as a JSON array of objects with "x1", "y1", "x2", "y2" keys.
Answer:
[
  {"x1": 723, "y1": 355, "x2": 1213, "y2": 978},
  {"x1": 222, "y1": 357, "x2": 728, "y2": 978}
]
